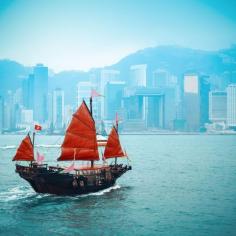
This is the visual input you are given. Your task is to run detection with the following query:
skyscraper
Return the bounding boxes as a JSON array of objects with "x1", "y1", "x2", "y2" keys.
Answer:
[
  {"x1": 130, "y1": 64, "x2": 147, "y2": 87},
  {"x1": 209, "y1": 91, "x2": 227, "y2": 123},
  {"x1": 227, "y1": 84, "x2": 236, "y2": 128},
  {"x1": 53, "y1": 89, "x2": 65, "y2": 130},
  {"x1": 22, "y1": 74, "x2": 34, "y2": 109},
  {"x1": 104, "y1": 81, "x2": 125, "y2": 120},
  {"x1": 77, "y1": 81, "x2": 91, "y2": 106},
  {"x1": 100, "y1": 70, "x2": 120, "y2": 119},
  {"x1": 4, "y1": 90, "x2": 14, "y2": 130},
  {"x1": 183, "y1": 74, "x2": 210, "y2": 131},
  {"x1": 152, "y1": 69, "x2": 169, "y2": 88},
  {"x1": 33, "y1": 64, "x2": 48, "y2": 123},
  {"x1": 0, "y1": 96, "x2": 4, "y2": 133}
]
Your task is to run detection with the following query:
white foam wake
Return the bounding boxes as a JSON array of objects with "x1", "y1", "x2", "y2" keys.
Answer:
[
  {"x1": 0, "y1": 184, "x2": 121, "y2": 202},
  {"x1": 36, "y1": 144, "x2": 60, "y2": 148},
  {"x1": 0, "y1": 144, "x2": 60, "y2": 150},
  {"x1": 0, "y1": 186, "x2": 36, "y2": 202},
  {"x1": 80, "y1": 184, "x2": 121, "y2": 197},
  {"x1": 0, "y1": 145, "x2": 16, "y2": 150}
]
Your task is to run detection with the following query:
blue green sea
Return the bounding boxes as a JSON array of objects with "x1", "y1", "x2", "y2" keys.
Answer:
[{"x1": 0, "y1": 134, "x2": 236, "y2": 236}]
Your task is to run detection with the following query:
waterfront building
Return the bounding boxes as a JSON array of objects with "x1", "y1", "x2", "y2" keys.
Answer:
[
  {"x1": 0, "y1": 96, "x2": 4, "y2": 133},
  {"x1": 209, "y1": 91, "x2": 227, "y2": 123},
  {"x1": 130, "y1": 64, "x2": 147, "y2": 87},
  {"x1": 227, "y1": 84, "x2": 236, "y2": 128},
  {"x1": 77, "y1": 81, "x2": 91, "y2": 106},
  {"x1": 64, "y1": 105, "x2": 73, "y2": 127},
  {"x1": 183, "y1": 74, "x2": 210, "y2": 131},
  {"x1": 152, "y1": 69, "x2": 168, "y2": 88},
  {"x1": 33, "y1": 64, "x2": 48, "y2": 123},
  {"x1": 4, "y1": 90, "x2": 14, "y2": 130},
  {"x1": 104, "y1": 81, "x2": 125, "y2": 120},
  {"x1": 53, "y1": 89, "x2": 65, "y2": 130},
  {"x1": 100, "y1": 70, "x2": 120, "y2": 119},
  {"x1": 21, "y1": 109, "x2": 33, "y2": 124},
  {"x1": 22, "y1": 74, "x2": 34, "y2": 109}
]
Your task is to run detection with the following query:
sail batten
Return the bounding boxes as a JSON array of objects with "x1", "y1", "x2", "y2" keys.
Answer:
[
  {"x1": 58, "y1": 101, "x2": 99, "y2": 161},
  {"x1": 12, "y1": 135, "x2": 34, "y2": 161},
  {"x1": 104, "y1": 126, "x2": 125, "y2": 159}
]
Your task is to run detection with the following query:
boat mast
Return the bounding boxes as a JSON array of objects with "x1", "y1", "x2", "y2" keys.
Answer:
[
  {"x1": 90, "y1": 96, "x2": 94, "y2": 168},
  {"x1": 115, "y1": 113, "x2": 118, "y2": 166}
]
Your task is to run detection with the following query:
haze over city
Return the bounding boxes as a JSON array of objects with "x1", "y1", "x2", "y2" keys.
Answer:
[{"x1": 0, "y1": 0, "x2": 236, "y2": 135}]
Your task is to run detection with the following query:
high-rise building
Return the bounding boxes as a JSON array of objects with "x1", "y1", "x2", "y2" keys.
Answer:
[
  {"x1": 183, "y1": 74, "x2": 210, "y2": 131},
  {"x1": 130, "y1": 64, "x2": 147, "y2": 87},
  {"x1": 64, "y1": 105, "x2": 73, "y2": 127},
  {"x1": 209, "y1": 91, "x2": 227, "y2": 123},
  {"x1": 21, "y1": 109, "x2": 33, "y2": 124},
  {"x1": 77, "y1": 81, "x2": 91, "y2": 106},
  {"x1": 4, "y1": 90, "x2": 14, "y2": 130},
  {"x1": 53, "y1": 89, "x2": 64, "y2": 130},
  {"x1": 33, "y1": 64, "x2": 48, "y2": 123},
  {"x1": 152, "y1": 69, "x2": 168, "y2": 88},
  {"x1": 227, "y1": 84, "x2": 236, "y2": 128},
  {"x1": 100, "y1": 70, "x2": 120, "y2": 119},
  {"x1": 0, "y1": 96, "x2": 4, "y2": 133},
  {"x1": 104, "y1": 81, "x2": 125, "y2": 120},
  {"x1": 22, "y1": 74, "x2": 34, "y2": 109}
]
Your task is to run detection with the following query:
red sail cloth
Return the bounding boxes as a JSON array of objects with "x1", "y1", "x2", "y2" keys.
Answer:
[
  {"x1": 58, "y1": 101, "x2": 99, "y2": 161},
  {"x1": 104, "y1": 126, "x2": 125, "y2": 159},
  {"x1": 12, "y1": 135, "x2": 34, "y2": 161}
]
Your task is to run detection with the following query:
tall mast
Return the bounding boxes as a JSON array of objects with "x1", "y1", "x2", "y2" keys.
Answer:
[
  {"x1": 90, "y1": 96, "x2": 94, "y2": 168},
  {"x1": 115, "y1": 113, "x2": 118, "y2": 165},
  {"x1": 32, "y1": 131, "x2": 35, "y2": 165}
]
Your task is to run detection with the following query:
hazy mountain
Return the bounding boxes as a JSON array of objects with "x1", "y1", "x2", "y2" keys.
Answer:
[
  {"x1": 49, "y1": 70, "x2": 89, "y2": 105},
  {"x1": 1, "y1": 45, "x2": 236, "y2": 102},
  {"x1": 0, "y1": 59, "x2": 31, "y2": 97},
  {"x1": 108, "y1": 45, "x2": 236, "y2": 81}
]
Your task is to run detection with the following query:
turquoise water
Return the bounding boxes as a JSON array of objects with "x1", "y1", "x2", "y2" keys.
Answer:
[{"x1": 0, "y1": 135, "x2": 236, "y2": 236}]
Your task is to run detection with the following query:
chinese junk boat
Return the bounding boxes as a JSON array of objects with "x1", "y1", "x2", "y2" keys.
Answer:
[{"x1": 13, "y1": 99, "x2": 131, "y2": 195}]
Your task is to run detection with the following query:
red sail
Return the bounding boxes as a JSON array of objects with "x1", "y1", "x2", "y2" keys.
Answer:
[
  {"x1": 104, "y1": 126, "x2": 125, "y2": 159},
  {"x1": 58, "y1": 101, "x2": 99, "y2": 161},
  {"x1": 12, "y1": 135, "x2": 34, "y2": 161}
]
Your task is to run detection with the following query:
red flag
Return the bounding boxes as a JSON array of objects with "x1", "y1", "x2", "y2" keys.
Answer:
[
  {"x1": 91, "y1": 89, "x2": 103, "y2": 98},
  {"x1": 35, "y1": 124, "x2": 42, "y2": 131}
]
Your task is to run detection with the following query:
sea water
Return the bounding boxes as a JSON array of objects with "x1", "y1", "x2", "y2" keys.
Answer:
[{"x1": 0, "y1": 134, "x2": 236, "y2": 236}]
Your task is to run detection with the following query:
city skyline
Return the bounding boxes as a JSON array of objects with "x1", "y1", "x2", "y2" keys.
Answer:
[{"x1": 0, "y1": 0, "x2": 236, "y2": 71}]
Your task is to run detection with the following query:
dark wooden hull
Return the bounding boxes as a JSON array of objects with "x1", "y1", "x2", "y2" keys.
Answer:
[{"x1": 15, "y1": 164, "x2": 131, "y2": 195}]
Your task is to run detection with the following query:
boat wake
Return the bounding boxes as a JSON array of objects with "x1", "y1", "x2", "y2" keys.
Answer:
[
  {"x1": 0, "y1": 145, "x2": 16, "y2": 150},
  {"x1": 0, "y1": 184, "x2": 121, "y2": 203},
  {"x1": 0, "y1": 186, "x2": 36, "y2": 202},
  {"x1": 36, "y1": 144, "x2": 60, "y2": 148},
  {"x1": 0, "y1": 144, "x2": 60, "y2": 150},
  {"x1": 80, "y1": 184, "x2": 121, "y2": 197}
]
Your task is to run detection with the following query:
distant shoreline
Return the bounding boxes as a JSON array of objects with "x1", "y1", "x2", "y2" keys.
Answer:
[{"x1": 1, "y1": 132, "x2": 236, "y2": 136}]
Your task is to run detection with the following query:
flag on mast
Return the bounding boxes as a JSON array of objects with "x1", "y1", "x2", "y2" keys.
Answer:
[
  {"x1": 35, "y1": 124, "x2": 42, "y2": 131},
  {"x1": 90, "y1": 89, "x2": 103, "y2": 98}
]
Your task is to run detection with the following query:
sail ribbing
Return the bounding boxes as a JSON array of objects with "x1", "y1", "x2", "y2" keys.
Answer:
[
  {"x1": 12, "y1": 135, "x2": 34, "y2": 161},
  {"x1": 104, "y1": 126, "x2": 125, "y2": 159},
  {"x1": 58, "y1": 101, "x2": 99, "y2": 161}
]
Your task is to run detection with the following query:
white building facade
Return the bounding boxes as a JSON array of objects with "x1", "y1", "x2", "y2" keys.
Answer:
[{"x1": 227, "y1": 84, "x2": 236, "y2": 127}]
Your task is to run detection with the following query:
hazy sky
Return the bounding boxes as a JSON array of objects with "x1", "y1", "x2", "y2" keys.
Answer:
[{"x1": 0, "y1": 0, "x2": 236, "y2": 71}]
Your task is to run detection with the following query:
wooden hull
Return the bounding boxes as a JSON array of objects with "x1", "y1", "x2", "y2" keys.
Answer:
[{"x1": 15, "y1": 164, "x2": 131, "y2": 195}]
